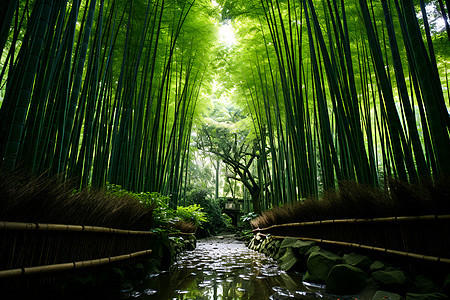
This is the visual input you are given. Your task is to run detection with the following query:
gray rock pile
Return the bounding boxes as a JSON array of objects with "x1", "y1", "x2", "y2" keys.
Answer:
[{"x1": 248, "y1": 233, "x2": 449, "y2": 299}]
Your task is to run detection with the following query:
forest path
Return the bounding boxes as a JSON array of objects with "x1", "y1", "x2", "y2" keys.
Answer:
[{"x1": 123, "y1": 235, "x2": 364, "y2": 299}]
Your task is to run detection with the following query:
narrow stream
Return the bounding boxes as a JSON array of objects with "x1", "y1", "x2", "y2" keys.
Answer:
[{"x1": 124, "y1": 235, "x2": 362, "y2": 299}]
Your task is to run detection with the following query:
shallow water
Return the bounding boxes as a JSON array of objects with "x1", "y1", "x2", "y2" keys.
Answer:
[{"x1": 123, "y1": 236, "x2": 365, "y2": 299}]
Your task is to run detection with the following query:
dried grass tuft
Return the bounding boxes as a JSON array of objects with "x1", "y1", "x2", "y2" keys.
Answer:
[
  {"x1": 172, "y1": 220, "x2": 197, "y2": 234},
  {"x1": 251, "y1": 178, "x2": 450, "y2": 229},
  {"x1": 0, "y1": 172, "x2": 154, "y2": 230}
]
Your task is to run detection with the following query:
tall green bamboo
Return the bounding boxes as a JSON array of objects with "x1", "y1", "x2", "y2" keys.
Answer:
[
  {"x1": 0, "y1": 0, "x2": 215, "y2": 209},
  {"x1": 2, "y1": 0, "x2": 53, "y2": 171},
  {"x1": 400, "y1": 0, "x2": 450, "y2": 176}
]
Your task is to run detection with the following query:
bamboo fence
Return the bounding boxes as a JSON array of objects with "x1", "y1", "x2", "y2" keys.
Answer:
[
  {"x1": 0, "y1": 221, "x2": 157, "y2": 272},
  {"x1": 253, "y1": 214, "x2": 450, "y2": 264},
  {"x1": 0, "y1": 220, "x2": 196, "y2": 292},
  {"x1": 0, "y1": 220, "x2": 196, "y2": 284}
]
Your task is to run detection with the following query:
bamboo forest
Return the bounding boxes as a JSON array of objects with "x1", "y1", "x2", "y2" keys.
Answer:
[{"x1": 1, "y1": 0, "x2": 450, "y2": 299}]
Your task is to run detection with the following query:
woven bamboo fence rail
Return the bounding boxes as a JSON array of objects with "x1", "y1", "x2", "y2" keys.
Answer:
[
  {"x1": 1, "y1": 221, "x2": 156, "y2": 235},
  {"x1": 0, "y1": 249, "x2": 153, "y2": 279},
  {"x1": 253, "y1": 214, "x2": 450, "y2": 264}
]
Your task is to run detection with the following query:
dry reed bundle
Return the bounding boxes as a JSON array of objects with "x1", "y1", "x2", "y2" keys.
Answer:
[
  {"x1": 171, "y1": 220, "x2": 197, "y2": 234},
  {"x1": 251, "y1": 179, "x2": 450, "y2": 229},
  {"x1": 0, "y1": 172, "x2": 154, "y2": 230}
]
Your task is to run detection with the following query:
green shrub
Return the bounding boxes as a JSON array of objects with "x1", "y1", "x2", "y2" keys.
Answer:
[
  {"x1": 175, "y1": 204, "x2": 208, "y2": 228},
  {"x1": 240, "y1": 211, "x2": 258, "y2": 229},
  {"x1": 105, "y1": 184, "x2": 210, "y2": 232},
  {"x1": 241, "y1": 211, "x2": 258, "y2": 223},
  {"x1": 185, "y1": 188, "x2": 226, "y2": 236}
]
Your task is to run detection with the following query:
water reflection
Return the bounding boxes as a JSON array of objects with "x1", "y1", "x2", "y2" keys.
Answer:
[{"x1": 124, "y1": 236, "x2": 348, "y2": 299}]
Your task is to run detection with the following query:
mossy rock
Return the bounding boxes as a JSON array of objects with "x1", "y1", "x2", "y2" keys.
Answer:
[
  {"x1": 414, "y1": 275, "x2": 439, "y2": 294},
  {"x1": 372, "y1": 290, "x2": 404, "y2": 300},
  {"x1": 372, "y1": 270, "x2": 407, "y2": 289},
  {"x1": 305, "y1": 245, "x2": 321, "y2": 256},
  {"x1": 260, "y1": 236, "x2": 273, "y2": 250},
  {"x1": 279, "y1": 247, "x2": 298, "y2": 271},
  {"x1": 269, "y1": 240, "x2": 281, "y2": 258},
  {"x1": 405, "y1": 292, "x2": 448, "y2": 300},
  {"x1": 305, "y1": 250, "x2": 342, "y2": 282},
  {"x1": 255, "y1": 244, "x2": 262, "y2": 251},
  {"x1": 248, "y1": 239, "x2": 256, "y2": 250},
  {"x1": 274, "y1": 240, "x2": 281, "y2": 248},
  {"x1": 275, "y1": 247, "x2": 287, "y2": 261},
  {"x1": 303, "y1": 271, "x2": 319, "y2": 283},
  {"x1": 263, "y1": 239, "x2": 278, "y2": 256},
  {"x1": 370, "y1": 261, "x2": 387, "y2": 272},
  {"x1": 280, "y1": 237, "x2": 299, "y2": 248},
  {"x1": 268, "y1": 243, "x2": 280, "y2": 258},
  {"x1": 280, "y1": 237, "x2": 313, "y2": 251},
  {"x1": 326, "y1": 264, "x2": 367, "y2": 295},
  {"x1": 266, "y1": 239, "x2": 278, "y2": 248},
  {"x1": 296, "y1": 240, "x2": 316, "y2": 256},
  {"x1": 252, "y1": 239, "x2": 262, "y2": 251},
  {"x1": 343, "y1": 252, "x2": 372, "y2": 270}
]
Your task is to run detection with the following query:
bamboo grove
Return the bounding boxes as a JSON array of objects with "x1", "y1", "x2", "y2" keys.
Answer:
[
  {"x1": 1, "y1": 0, "x2": 450, "y2": 214},
  {"x1": 224, "y1": 0, "x2": 450, "y2": 210},
  {"x1": 0, "y1": 0, "x2": 216, "y2": 207}
]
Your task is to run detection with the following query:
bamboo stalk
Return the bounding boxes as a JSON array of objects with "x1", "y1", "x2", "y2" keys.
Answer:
[
  {"x1": 0, "y1": 249, "x2": 152, "y2": 279},
  {"x1": 253, "y1": 214, "x2": 450, "y2": 232},
  {"x1": 0, "y1": 221, "x2": 155, "y2": 235},
  {"x1": 257, "y1": 233, "x2": 450, "y2": 264}
]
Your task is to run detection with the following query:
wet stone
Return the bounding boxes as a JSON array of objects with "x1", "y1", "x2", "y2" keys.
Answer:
[{"x1": 143, "y1": 289, "x2": 157, "y2": 296}]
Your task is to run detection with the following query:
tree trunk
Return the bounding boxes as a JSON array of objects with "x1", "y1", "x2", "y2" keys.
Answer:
[
  {"x1": 215, "y1": 158, "x2": 220, "y2": 200},
  {"x1": 251, "y1": 186, "x2": 261, "y2": 215}
]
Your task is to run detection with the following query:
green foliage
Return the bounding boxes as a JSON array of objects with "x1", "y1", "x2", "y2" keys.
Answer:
[
  {"x1": 105, "y1": 183, "x2": 173, "y2": 228},
  {"x1": 185, "y1": 187, "x2": 226, "y2": 235},
  {"x1": 106, "y1": 183, "x2": 168, "y2": 208},
  {"x1": 175, "y1": 204, "x2": 208, "y2": 228},
  {"x1": 140, "y1": 193, "x2": 173, "y2": 228},
  {"x1": 240, "y1": 211, "x2": 258, "y2": 223},
  {"x1": 106, "y1": 183, "x2": 209, "y2": 230}
]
